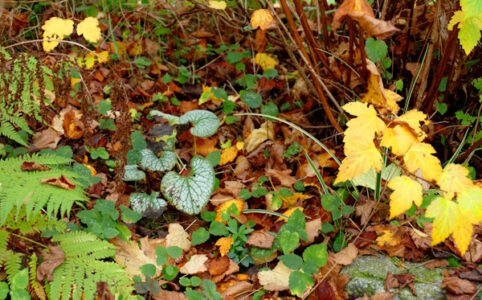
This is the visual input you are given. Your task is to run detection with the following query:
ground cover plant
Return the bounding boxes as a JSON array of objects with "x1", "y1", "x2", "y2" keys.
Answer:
[{"x1": 0, "y1": 0, "x2": 480, "y2": 299}]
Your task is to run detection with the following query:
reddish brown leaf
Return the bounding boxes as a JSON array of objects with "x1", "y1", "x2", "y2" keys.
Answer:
[
  {"x1": 246, "y1": 231, "x2": 274, "y2": 249},
  {"x1": 21, "y1": 162, "x2": 50, "y2": 171},
  {"x1": 354, "y1": 231, "x2": 377, "y2": 248},
  {"x1": 384, "y1": 272, "x2": 416, "y2": 296},
  {"x1": 316, "y1": 280, "x2": 336, "y2": 300},
  {"x1": 40, "y1": 175, "x2": 76, "y2": 190},
  {"x1": 37, "y1": 245, "x2": 65, "y2": 281},
  {"x1": 442, "y1": 277, "x2": 477, "y2": 295}
]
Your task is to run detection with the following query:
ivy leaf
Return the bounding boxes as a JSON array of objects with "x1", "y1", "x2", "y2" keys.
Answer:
[
  {"x1": 161, "y1": 156, "x2": 215, "y2": 215},
  {"x1": 140, "y1": 149, "x2": 177, "y2": 172},
  {"x1": 129, "y1": 192, "x2": 167, "y2": 217},
  {"x1": 76, "y1": 17, "x2": 101, "y2": 43},
  {"x1": 289, "y1": 271, "x2": 314, "y2": 297},
  {"x1": 387, "y1": 175, "x2": 423, "y2": 219},
  {"x1": 179, "y1": 110, "x2": 220, "y2": 138},
  {"x1": 123, "y1": 165, "x2": 145, "y2": 181}
]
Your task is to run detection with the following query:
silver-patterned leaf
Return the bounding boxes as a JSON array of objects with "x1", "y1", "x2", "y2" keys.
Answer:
[
  {"x1": 140, "y1": 149, "x2": 177, "y2": 172},
  {"x1": 149, "y1": 110, "x2": 180, "y2": 125},
  {"x1": 123, "y1": 165, "x2": 145, "y2": 181},
  {"x1": 129, "y1": 192, "x2": 167, "y2": 218},
  {"x1": 161, "y1": 156, "x2": 214, "y2": 215},
  {"x1": 179, "y1": 110, "x2": 220, "y2": 138}
]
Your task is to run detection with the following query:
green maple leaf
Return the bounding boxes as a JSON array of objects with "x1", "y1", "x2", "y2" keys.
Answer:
[{"x1": 448, "y1": 0, "x2": 482, "y2": 54}]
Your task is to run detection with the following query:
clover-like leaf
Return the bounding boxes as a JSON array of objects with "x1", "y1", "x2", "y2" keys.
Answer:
[
  {"x1": 179, "y1": 110, "x2": 220, "y2": 138},
  {"x1": 129, "y1": 192, "x2": 167, "y2": 217},
  {"x1": 123, "y1": 165, "x2": 145, "y2": 181},
  {"x1": 161, "y1": 156, "x2": 215, "y2": 215},
  {"x1": 140, "y1": 149, "x2": 177, "y2": 172}
]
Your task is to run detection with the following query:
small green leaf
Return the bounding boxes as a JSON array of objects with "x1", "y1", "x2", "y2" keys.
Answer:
[
  {"x1": 206, "y1": 150, "x2": 221, "y2": 167},
  {"x1": 162, "y1": 265, "x2": 179, "y2": 281},
  {"x1": 161, "y1": 156, "x2": 215, "y2": 215},
  {"x1": 201, "y1": 211, "x2": 216, "y2": 222},
  {"x1": 0, "y1": 282, "x2": 8, "y2": 300},
  {"x1": 209, "y1": 221, "x2": 228, "y2": 236},
  {"x1": 179, "y1": 277, "x2": 192, "y2": 287},
  {"x1": 120, "y1": 205, "x2": 142, "y2": 224},
  {"x1": 240, "y1": 90, "x2": 262, "y2": 109},
  {"x1": 11, "y1": 268, "x2": 29, "y2": 290},
  {"x1": 140, "y1": 264, "x2": 156, "y2": 278},
  {"x1": 289, "y1": 271, "x2": 314, "y2": 297},
  {"x1": 279, "y1": 254, "x2": 302, "y2": 270},
  {"x1": 167, "y1": 246, "x2": 183, "y2": 259},
  {"x1": 156, "y1": 246, "x2": 168, "y2": 266},
  {"x1": 365, "y1": 38, "x2": 388, "y2": 63},
  {"x1": 192, "y1": 227, "x2": 210, "y2": 246},
  {"x1": 261, "y1": 102, "x2": 279, "y2": 117},
  {"x1": 303, "y1": 243, "x2": 327, "y2": 268},
  {"x1": 191, "y1": 276, "x2": 201, "y2": 287},
  {"x1": 282, "y1": 209, "x2": 308, "y2": 241},
  {"x1": 280, "y1": 231, "x2": 299, "y2": 254}
]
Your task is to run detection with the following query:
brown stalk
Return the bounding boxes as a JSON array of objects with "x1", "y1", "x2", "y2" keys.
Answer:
[
  {"x1": 346, "y1": 18, "x2": 355, "y2": 88},
  {"x1": 318, "y1": 0, "x2": 330, "y2": 48},
  {"x1": 279, "y1": 0, "x2": 343, "y2": 133}
]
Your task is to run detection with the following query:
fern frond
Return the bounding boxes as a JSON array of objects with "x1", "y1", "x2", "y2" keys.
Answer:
[
  {"x1": 4, "y1": 250, "x2": 22, "y2": 285},
  {"x1": 0, "y1": 121, "x2": 28, "y2": 146},
  {"x1": 0, "y1": 230, "x2": 9, "y2": 261},
  {"x1": 49, "y1": 232, "x2": 133, "y2": 300},
  {"x1": 29, "y1": 253, "x2": 47, "y2": 300}
]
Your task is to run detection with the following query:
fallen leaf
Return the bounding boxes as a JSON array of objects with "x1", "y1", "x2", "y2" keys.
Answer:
[
  {"x1": 215, "y1": 235, "x2": 233, "y2": 256},
  {"x1": 250, "y1": 9, "x2": 276, "y2": 31},
  {"x1": 153, "y1": 290, "x2": 187, "y2": 300},
  {"x1": 277, "y1": 207, "x2": 304, "y2": 222},
  {"x1": 305, "y1": 218, "x2": 322, "y2": 244},
  {"x1": 442, "y1": 276, "x2": 477, "y2": 295},
  {"x1": 219, "y1": 145, "x2": 238, "y2": 166},
  {"x1": 246, "y1": 231, "x2": 275, "y2": 249},
  {"x1": 376, "y1": 229, "x2": 400, "y2": 247},
  {"x1": 77, "y1": 17, "x2": 101, "y2": 43},
  {"x1": 257, "y1": 261, "x2": 291, "y2": 291},
  {"x1": 281, "y1": 192, "x2": 310, "y2": 207},
  {"x1": 21, "y1": 162, "x2": 50, "y2": 171},
  {"x1": 212, "y1": 259, "x2": 239, "y2": 283},
  {"x1": 355, "y1": 199, "x2": 376, "y2": 226},
  {"x1": 37, "y1": 245, "x2": 65, "y2": 281},
  {"x1": 196, "y1": 137, "x2": 218, "y2": 156},
  {"x1": 112, "y1": 238, "x2": 160, "y2": 279},
  {"x1": 384, "y1": 272, "x2": 416, "y2": 296},
  {"x1": 245, "y1": 122, "x2": 275, "y2": 152},
  {"x1": 221, "y1": 281, "x2": 253, "y2": 299},
  {"x1": 215, "y1": 199, "x2": 244, "y2": 222},
  {"x1": 42, "y1": 17, "x2": 74, "y2": 52},
  {"x1": 208, "y1": 0, "x2": 227, "y2": 10},
  {"x1": 254, "y1": 53, "x2": 278, "y2": 70},
  {"x1": 333, "y1": 243, "x2": 358, "y2": 265},
  {"x1": 30, "y1": 128, "x2": 61, "y2": 150},
  {"x1": 166, "y1": 223, "x2": 191, "y2": 252},
  {"x1": 40, "y1": 175, "x2": 76, "y2": 190},
  {"x1": 317, "y1": 152, "x2": 338, "y2": 169},
  {"x1": 62, "y1": 110, "x2": 84, "y2": 139},
  {"x1": 180, "y1": 254, "x2": 208, "y2": 274},
  {"x1": 332, "y1": 0, "x2": 374, "y2": 32},
  {"x1": 208, "y1": 255, "x2": 230, "y2": 276},
  {"x1": 266, "y1": 168, "x2": 296, "y2": 187}
]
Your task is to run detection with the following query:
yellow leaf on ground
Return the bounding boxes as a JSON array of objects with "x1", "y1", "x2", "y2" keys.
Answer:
[
  {"x1": 245, "y1": 122, "x2": 275, "y2": 152},
  {"x1": 215, "y1": 236, "x2": 233, "y2": 256},
  {"x1": 425, "y1": 196, "x2": 458, "y2": 246},
  {"x1": 236, "y1": 141, "x2": 244, "y2": 150},
  {"x1": 376, "y1": 230, "x2": 400, "y2": 247},
  {"x1": 403, "y1": 142, "x2": 442, "y2": 182},
  {"x1": 166, "y1": 223, "x2": 191, "y2": 252},
  {"x1": 277, "y1": 207, "x2": 304, "y2": 222},
  {"x1": 215, "y1": 199, "x2": 244, "y2": 222},
  {"x1": 398, "y1": 109, "x2": 429, "y2": 141},
  {"x1": 77, "y1": 17, "x2": 101, "y2": 43},
  {"x1": 250, "y1": 9, "x2": 275, "y2": 30},
  {"x1": 42, "y1": 17, "x2": 74, "y2": 52},
  {"x1": 387, "y1": 175, "x2": 422, "y2": 219},
  {"x1": 257, "y1": 261, "x2": 291, "y2": 291},
  {"x1": 77, "y1": 51, "x2": 109, "y2": 69},
  {"x1": 380, "y1": 125, "x2": 418, "y2": 156},
  {"x1": 343, "y1": 102, "x2": 386, "y2": 144},
  {"x1": 438, "y1": 164, "x2": 473, "y2": 195},
  {"x1": 208, "y1": 0, "x2": 227, "y2": 10},
  {"x1": 281, "y1": 192, "x2": 310, "y2": 207},
  {"x1": 254, "y1": 53, "x2": 278, "y2": 70},
  {"x1": 219, "y1": 146, "x2": 238, "y2": 166},
  {"x1": 334, "y1": 140, "x2": 383, "y2": 184},
  {"x1": 180, "y1": 254, "x2": 208, "y2": 274}
]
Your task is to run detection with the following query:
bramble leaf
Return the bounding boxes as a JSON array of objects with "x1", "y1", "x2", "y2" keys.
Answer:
[
  {"x1": 403, "y1": 142, "x2": 442, "y2": 181},
  {"x1": 437, "y1": 164, "x2": 473, "y2": 195},
  {"x1": 448, "y1": 0, "x2": 482, "y2": 54},
  {"x1": 387, "y1": 175, "x2": 422, "y2": 219}
]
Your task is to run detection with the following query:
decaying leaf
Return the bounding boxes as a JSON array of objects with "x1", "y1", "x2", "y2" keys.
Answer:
[
  {"x1": 208, "y1": 1, "x2": 227, "y2": 10},
  {"x1": 180, "y1": 254, "x2": 208, "y2": 274},
  {"x1": 266, "y1": 168, "x2": 296, "y2": 187},
  {"x1": 219, "y1": 145, "x2": 239, "y2": 166},
  {"x1": 215, "y1": 236, "x2": 233, "y2": 256},
  {"x1": 254, "y1": 53, "x2": 278, "y2": 70},
  {"x1": 250, "y1": 9, "x2": 275, "y2": 31},
  {"x1": 165, "y1": 223, "x2": 191, "y2": 252},
  {"x1": 257, "y1": 261, "x2": 292, "y2": 291},
  {"x1": 208, "y1": 255, "x2": 230, "y2": 276},
  {"x1": 40, "y1": 175, "x2": 76, "y2": 190},
  {"x1": 37, "y1": 245, "x2": 65, "y2": 281},
  {"x1": 332, "y1": 243, "x2": 358, "y2": 265},
  {"x1": 245, "y1": 122, "x2": 275, "y2": 152},
  {"x1": 112, "y1": 238, "x2": 161, "y2": 278},
  {"x1": 215, "y1": 199, "x2": 244, "y2": 222},
  {"x1": 21, "y1": 162, "x2": 50, "y2": 171}
]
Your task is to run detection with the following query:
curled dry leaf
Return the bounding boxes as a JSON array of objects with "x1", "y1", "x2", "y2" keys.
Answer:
[
  {"x1": 266, "y1": 168, "x2": 296, "y2": 187},
  {"x1": 30, "y1": 128, "x2": 61, "y2": 151},
  {"x1": 246, "y1": 231, "x2": 275, "y2": 249},
  {"x1": 112, "y1": 238, "x2": 161, "y2": 279},
  {"x1": 305, "y1": 218, "x2": 322, "y2": 244},
  {"x1": 212, "y1": 259, "x2": 239, "y2": 283},
  {"x1": 180, "y1": 254, "x2": 208, "y2": 274},
  {"x1": 40, "y1": 175, "x2": 76, "y2": 190},
  {"x1": 221, "y1": 281, "x2": 253, "y2": 299},
  {"x1": 37, "y1": 245, "x2": 65, "y2": 281},
  {"x1": 245, "y1": 121, "x2": 275, "y2": 152},
  {"x1": 166, "y1": 223, "x2": 191, "y2": 252},
  {"x1": 333, "y1": 243, "x2": 358, "y2": 266},
  {"x1": 62, "y1": 110, "x2": 84, "y2": 139},
  {"x1": 442, "y1": 276, "x2": 477, "y2": 295},
  {"x1": 257, "y1": 261, "x2": 292, "y2": 291},
  {"x1": 21, "y1": 162, "x2": 50, "y2": 171}
]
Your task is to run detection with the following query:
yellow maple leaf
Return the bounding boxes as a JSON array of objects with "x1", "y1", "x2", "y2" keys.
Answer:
[
  {"x1": 277, "y1": 207, "x2": 304, "y2": 222},
  {"x1": 334, "y1": 140, "x2": 383, "y2": 184},
  {"x1": 77, "y1": 17, "x2": 101, "y2": 44},
  {"x1": 361, "y1": 72, "x2": 403, "y2": 114},
  {"x1": 387, "y1": 175, "x2": 422, "y2": 219},
  {"x1": 448, "y1": 0, "x2": 482, "y2": 55},
  {"x1": 343, "y1": 102, "x2": 386, "y2": 144},
  {"x1": 457, "y1": 187, "x2": 482, "y2": 224},
  {"x1": 208, "y1": 0, "x2": 227, "y2": 10},
  {"x1": 215, "y1": 236, "x2": 233, "y2": 256},
  {"x1": 219, "y1": 145, "x2": 238, "y2": 166},
  {"x1": 403, "y1": 142, "x2": 442, "y2": 182},
  {"x1": 254, "y1": 53, "x2": 278, "y2": 70},
  {"x1": 250, "y1": 9, "x2": 275, "y2": 30},
  {"x1": 381, "y1": 125, "x2": 418, "y2": 156},
  {"x1": 398, "y1": 109, "x2": 429, "y2": 141},
  {"x1": 77, "y1": 51, "x2": 109, "y2": 69},
  {"x1": 215, "y1": 199, "x2": 244, "y2": 222},
  {"x1": 42, "y1": 17, "x2": 74, "y2": 52},
  {"x1": 437, "y1": 164, "x2": 473, "y2": 195}
]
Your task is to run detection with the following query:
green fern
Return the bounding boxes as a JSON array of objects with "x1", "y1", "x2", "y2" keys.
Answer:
[
  {"x1": 49, "y1": 231, "x2": 133, "y2": 300},
  {"x1": 0, "y1": 153, "x2": 88, "y2": 226},
  {"x1": 4, "y1": 251, "x2": 22, "y2": 285},
  {"x1": 29, "y1": 254, "x2": 47, "y2": 300}
]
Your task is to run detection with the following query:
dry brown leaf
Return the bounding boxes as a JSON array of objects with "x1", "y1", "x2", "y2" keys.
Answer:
[
  {"x1": 62, "y1": 110, "x2": 84, "y2": 139},
  {"x1": 350, "y1": 14, "x2": 399, "y2": 39},
  {"x1": 112, "y1": 238, "x2": 160, "y2": 279},
  {"x1": 30, "y1": 128, "x2": 61, "y2": 150},
  {"x1": 257, "y1": 261, "x2": 291, "y2": 291},
  {"x1": 332, "y1": 0, "x2": 374, "y2": 31},
  {"x1": 152, "y1": 290, "x2": 187, "y2": 300},
  {"x1": 37, "y1": 245, "x2": 65, "y2": 281},
  {"x1": 305, "y1": 218, "x2": 322, "y2": 244},
  {"x1": 208, "y1": 255, "x2": 230, "y2": 276},
  {"x1": 40, "y1": 175, "x2": 76, "y2": 190},
  {"x1": 21, "y1": 162, "x2": 50, "y2": 171},
  {"x1": 246, "y1": 231, "x2": 275, "y2": 249},
  {"x1": 221, "y1": 281, "x2": 253, "y2": 299},
  {"x1": 333, "y1": 243, "x2": 358, "y2": 265},
  {"x1": 233, "y1": 156, "x2": 251, "y2": 179},
  {"x1": 356, "y1": 199, "x2": 376, "y2": 226},
  {"x1": 212, "y1": 259, "x2": 239, "y2": 283},
  {"x1": 245, "y1": 122, "x2": 275, "y2": 152},
  {"x1": 463, "y1": 239, "x2": 482, "y2": 263},
  {"x1": 166, "y1": 223, "x2": 191, "y2": 252},
  {"x1": 266, "y1": 168, "x2": 296, "y2": 187},
  {"x1": 442, "y1": 277, "x2": 477, "y2": 295},
  {"x1": 195, "y1": 137, "x2": 218, "y2": 157},
  {"x1": 317, "y1": 152, "x2": 338, "y2": 169},
  {"x1": 180, "y1": 254, "x2": 208, "y2": 274}
]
